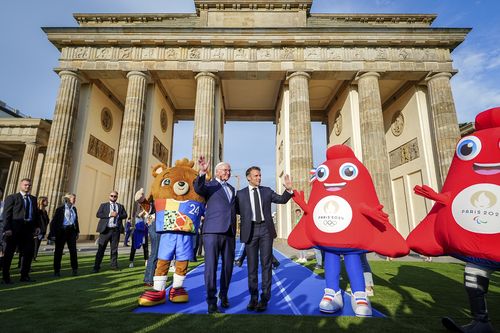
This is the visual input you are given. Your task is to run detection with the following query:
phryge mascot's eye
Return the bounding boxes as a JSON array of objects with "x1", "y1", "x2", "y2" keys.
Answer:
[
  {"x1": 315, "y1": 165, "x2": 329, "y2": 181},
  {"x1": 456, "y1": 136, "x2": 482, "y2": 161},
  {"x1": 339, "y1": 163, "x2": 358, "y2": 181},
  {"x1": 161, "y1": 178, "x2": 171, "y2": 186}
]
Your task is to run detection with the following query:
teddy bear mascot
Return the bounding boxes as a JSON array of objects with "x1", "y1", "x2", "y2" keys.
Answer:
[
  {"x1": 407, "y1": 107, "x2": 500, "y2": 333},
  {"x1": 137, "y1": 158, "x2": 205, "y2": 306},
  {"x1": 288, "y1": 145, "x2": 409, "y2": 316}
]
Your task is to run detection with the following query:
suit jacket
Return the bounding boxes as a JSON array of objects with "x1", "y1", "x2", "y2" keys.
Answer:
[
  {"x1": 236, "y1": 186, "x2": 292, "y2": 243},
  {"x1": 95, "y1": 202, "x2": 127, "y2": 234},
  {"x1": 49, "y1": 205, "x2": 80, "y2": 237},
  {"x1": 2, "y1": 192, "x2": 40, "y2": 234},
  {"x1": 193, "y1": 174, "x2": 236, "y2": 234}
]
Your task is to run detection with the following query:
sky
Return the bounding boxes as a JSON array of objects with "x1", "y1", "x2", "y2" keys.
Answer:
[{"x1": 1, "y1": 0, "x2": 500, "y2": 189}]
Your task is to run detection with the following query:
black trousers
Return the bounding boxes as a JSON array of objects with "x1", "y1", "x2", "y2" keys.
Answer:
[
  {"x1": 129, "y1": 232, "x2": 149, "y2": 262},
  {"x1": 53, "y1": 227, "x2": 78, "y2": 273},
  {"x1": 246, "y1": 222, "x2": 273, "y2": 302},
  {"x1": 2, "y1": 226, "x2": 35, "y2": 281},
  {"x1": 94, "y1": 228, "x2": 120, "y2": 270}
]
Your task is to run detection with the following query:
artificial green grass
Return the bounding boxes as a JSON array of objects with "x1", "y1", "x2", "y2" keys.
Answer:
[{"x1": 0, "y1": 254, "x2": 498, "y2": 333}]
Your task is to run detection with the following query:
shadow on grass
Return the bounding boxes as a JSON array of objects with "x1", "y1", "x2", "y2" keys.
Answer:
[{"x1": 1, "y1": 254, "x2": 498, "y2": 333}]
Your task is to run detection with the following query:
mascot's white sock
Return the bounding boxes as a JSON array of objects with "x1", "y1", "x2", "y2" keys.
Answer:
[
  {"x1": 153, "y1": 276, "x2": 168, "y2": 291},
  {"x1": 172, "y1": 273, "x2": 186, "y2": 289}
]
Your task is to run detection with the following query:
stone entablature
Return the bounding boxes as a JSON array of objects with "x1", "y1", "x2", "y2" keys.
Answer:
[
  {"x1": 0, "y1": 119, "x2": 51, "y2": 145},
  {"x1": 308, "y1": 14, "x2": 435, "y2": 28}
]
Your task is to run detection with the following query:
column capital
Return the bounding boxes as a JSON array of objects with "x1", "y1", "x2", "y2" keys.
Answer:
[
  {"x1": 126, "y1": 70, "x2": 151, "y2": 81},
  {"x1": 425, "y1": 72, "x2": 453, "y2": 83},
  {"x1": 286, "y1": 71, "x2": 311, "y2": 81},
  {"x1": 194, "y1": 71, "x2": 218, "y2": 81},
  {"x1": 356, "y1": 71, "x2": 380, "y2": 81},
  {"x1": 58, "y1": 70, "x2": 81, "y2": 81},
  {"x1": 24, "y1": 141, "x2": 40, "y2": 147}
]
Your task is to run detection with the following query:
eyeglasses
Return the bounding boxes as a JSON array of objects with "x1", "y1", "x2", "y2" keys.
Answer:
[{"x1": 110, "y1": 195, "x2": 117, "y2": 198}]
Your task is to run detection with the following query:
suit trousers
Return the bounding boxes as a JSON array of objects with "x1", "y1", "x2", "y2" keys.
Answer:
[
  {"x1": 53, "y1": 227, "x2": 78, "y2": 273},
  {"x1": 246, "y1": 222, "x2": 273, "y2": 302},
  {"x1": 94, "y1": 228, "x2": 120, "y2": 270},
  {"x1": 203, "y1": 233, "x2": 235, "y2": 305},
  {"x1": 2, "y1": 224, "x2": 35, "y2": 281}
]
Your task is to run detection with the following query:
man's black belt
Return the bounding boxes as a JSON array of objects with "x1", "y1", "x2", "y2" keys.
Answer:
[{"x1": 252, "y1": 220, "x2": 264, "y2": 224}]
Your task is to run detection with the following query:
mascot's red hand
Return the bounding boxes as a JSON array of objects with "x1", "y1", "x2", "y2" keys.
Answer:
[
  {"x1": 414, "y1": 185, "x2": 450, "y2": 206},
  {"x1": 360, "y1": 203, "x2": 389, "y2": 227},
  {"x1": 292, "y1": 190, "x2": 310, "y2": 214}
]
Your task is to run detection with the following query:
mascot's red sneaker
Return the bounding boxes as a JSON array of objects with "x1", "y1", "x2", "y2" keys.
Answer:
[
  {"x1": 169, "y1": 287, "x2": 189, "y2": 303},
  {"x1": 138, "y1": 290, "x2": 166, "y2": 306}
]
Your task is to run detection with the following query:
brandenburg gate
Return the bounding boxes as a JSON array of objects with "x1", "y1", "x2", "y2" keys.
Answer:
[{"x1": 36, "y1": 0, "x2": 468, "y2": 239}]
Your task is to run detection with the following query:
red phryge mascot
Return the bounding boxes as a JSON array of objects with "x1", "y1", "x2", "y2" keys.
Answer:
[
  {"x1": 288, "y1": 145, "x2": 409, "y2": 316},
  {"x1": 407, "y1": 107, "x2": 500, "y2": 333}
]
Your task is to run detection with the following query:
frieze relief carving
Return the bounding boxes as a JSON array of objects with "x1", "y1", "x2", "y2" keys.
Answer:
[
  {"x1": 152, "y1": 136, "x2": 169, "y2": 165},
  {"x1": 95, "y1": 48, "x2": 112, "y2": 60},
  {"x1": 257, "y1": 48, "x2": 273, "y2": 60},
  {"x1": 63, "y1": 46, "x2": 446, "y2": 63},
  {"x1": 188, "y1": 48, "x2": 201, "y2": 60},
  {"x1": 119, "y1": 48, "x2": 132, "y2": 59},
  {"x1": 281, "y1": 47, "x2": 295, "y2": 60},
  {"x1": 305, "y1": 47, "x2": 322, "y2": 60},
  {"x1": 88, "y1": 135, "x2": 115, "y2": 166},
  {"x1": 389, "y1": 138, "x2": 420, "y2": 169},
  {"x1": 234, "y1": 48, "x2": 249, "y2": 60},
  {"x1": 141, "y1": 47, "x2": 157, "y2": 59}
]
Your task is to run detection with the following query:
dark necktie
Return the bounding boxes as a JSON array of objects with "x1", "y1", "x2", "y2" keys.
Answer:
[
  {"x1": 253, "y1": 188, "x2": 262, "y2": 223},
  {"x1": 24, "y1": 195, "x2": 31, "y2": 221}
]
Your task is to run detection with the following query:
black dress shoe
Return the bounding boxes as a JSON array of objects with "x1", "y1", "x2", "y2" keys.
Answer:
[
  {"x1": 220, "y1": 297, "x2": 230, "y2": 308},
  {"x1": 72, "y1": 270, "x2": 78, "y2": 276},
  {"x1": 1, "y1": 279, "x2": 13, "y2": 285},
  {"x1": 255, "y1": 300, "x2": 268, "y2": 312},
  {"x1": 208, "y1": 304, "x2": 221, "y2": 314},
  {"x1": 54, "y1": 272, "x2": 61, "y2": 277},
  {"x1": 246, "y1": 298, "x2": 258, "y2": 311},
  {"x1": 19, "y1": 277, "x2": 36, "y2": 283},
  {"x1": 110, "y1": 267, "x2": 120, "y2": 271},
  {"x1": 234, "y1": 260, "x2": 242, "y2": 267},
  {"x1": 91, "y1": 268, "x2": 99, "y2": 274}
]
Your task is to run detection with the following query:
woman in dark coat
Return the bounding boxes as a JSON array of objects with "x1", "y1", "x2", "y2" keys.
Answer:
[
  {"x1": 34, "y1": 196, "x2": 49, "y2": 261},
  {"x1": 50, "y1": 193, "x2": 79, "y2": 276}
]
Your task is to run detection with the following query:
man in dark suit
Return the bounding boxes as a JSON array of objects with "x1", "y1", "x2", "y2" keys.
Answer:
[
  {"x1": 237, "y1": 167, "x2": 293, "y2": 312},
  {"x1": 50, "y1": 193, "x2": 79, "y2": 277},
  {"x1": 92, "y1": 190, "x2": 127, "y2": 273},
  {"x1": 2, "y1": 178, "x2": 41, "y2": 283},
  {"x1": 194, "y1": 157, "x2": 236, "y2": 314}
]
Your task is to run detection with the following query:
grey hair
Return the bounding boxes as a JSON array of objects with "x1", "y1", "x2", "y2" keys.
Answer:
[{"x1": 215, "y1": 162, "x2": 230, "y2": 172}]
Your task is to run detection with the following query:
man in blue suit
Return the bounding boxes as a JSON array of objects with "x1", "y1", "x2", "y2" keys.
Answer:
[
  {"x1": 237, "y1": 166, "x2": 293, "y2": 312},
  {"x1": 194, "y1": 157, "x2": 236, "y2": 314}
]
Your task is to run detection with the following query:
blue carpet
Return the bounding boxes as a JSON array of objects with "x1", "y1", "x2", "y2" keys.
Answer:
[{"x1": 134, "y1": 248, "x2": 385, "y2": 317}]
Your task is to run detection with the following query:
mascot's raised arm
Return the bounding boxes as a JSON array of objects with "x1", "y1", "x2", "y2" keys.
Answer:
[{"x1": 288, "y1": 144, "x2": 409, "y2": 317}]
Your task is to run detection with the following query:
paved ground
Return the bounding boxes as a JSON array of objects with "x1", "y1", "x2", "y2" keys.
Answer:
[{"x1": 37, "y1": 237, "x2": 462, "y2": 264}]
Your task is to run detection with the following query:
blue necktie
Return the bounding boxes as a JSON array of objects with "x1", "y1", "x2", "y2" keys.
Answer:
[
  {"x1": 24, "y1": 195, "x2": 31, "y2": 221},
  {"x1": 221, "y1": 182, "x2": 231, "y2": 201}
]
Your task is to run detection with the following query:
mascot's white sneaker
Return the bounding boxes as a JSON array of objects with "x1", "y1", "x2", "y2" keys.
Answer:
[
  {"x1": 351, "y1": 291, "x2": 372, "y2": 317},
  {"x1": 319, "y1": 288, "x2": 343, "y2": 313}
]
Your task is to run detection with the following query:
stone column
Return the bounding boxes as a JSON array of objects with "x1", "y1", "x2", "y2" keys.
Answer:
[
  {"x1": 192, "y1": 72, "x2": 217, "y2": 169},
  {"x1": 426, "y1": 72, "x2": 461, "y2": 184},
  {"x1": 18, "y1": 142, "x2": 39, "y2": 183},
  {"x1": 114, "y1": 71, "x2": 150, "y2": 216},
  {"x1": 357, "y1": 72, "x2": 395, "y2": 223},
  {"x1": 287, "y1": 72, "x2": 314, "y2": 200},
  {"x1": 5, "y1": 158, "x2": 21, "y2": 197},
  {"x1": 39, "y1": 70, "x2": 81, "y2": 215}
]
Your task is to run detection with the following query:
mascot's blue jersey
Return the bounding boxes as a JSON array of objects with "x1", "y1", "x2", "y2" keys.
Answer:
[{"x1": 154, "y1": 199, "x2": 204, "y2": 234}]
